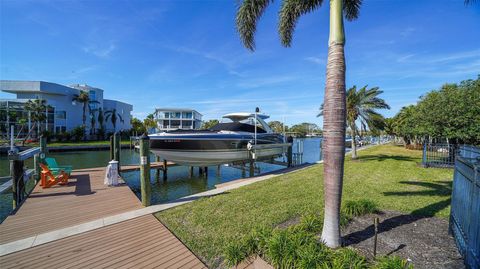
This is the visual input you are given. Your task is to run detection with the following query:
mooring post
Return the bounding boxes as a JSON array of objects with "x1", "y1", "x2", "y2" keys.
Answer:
[
  {"x1": 109, "y1": 135, "x2": 114, "y2": 161},
  {"x1": 249, "y1": 159, "x2": 254, "y2": 177},
  {"x1": 204, "y1": 167, "x2": 209, "y2": 178},
  {"x1": 189, "y1": 166, "x2": 194, "y2": 178},
  {"x1": 287, "y1": 136, "x2": 293, "y2": 167},
  {"x1": 319, "y1": 138, "x2": 323, "y2": 161},
  {"x1": 155, "y1": 156, "x2": 160, "y2": 182},
  {"x1": 10, "y1": 159, "x2": 24, "y2": 209},
  {"x1": 373, "y1": 217, "x2": 379, "y2": 258},
  {"x1": 216, "y1": 165, "x2": 221, "y2": 176},
  {"x1": 114, "y1": 132, "x2": 121, "y2": 173},
  {"x1": 163, "y1": 159, "x2": 168, "y2": 181},
  {"x1": 198, "y1": 167, "x2": 203, "y2": 176},
  {"x1": 139, "y1": 134, "x2": 151, "y2": 207}
]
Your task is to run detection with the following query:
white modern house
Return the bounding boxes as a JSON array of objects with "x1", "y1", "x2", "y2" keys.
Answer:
[
  {"x1": 154, "y1": 108, "x2": 202, "y2": 132},
  {"x1": 0, "y1": 80, "x2": 132, "y2": 137}
]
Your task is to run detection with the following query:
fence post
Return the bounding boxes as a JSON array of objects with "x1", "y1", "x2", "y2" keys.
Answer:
[
  {"x1": 422, "y1": 142, "x2": 427, "y2": 167},
  {"x1": 139, "y1": 134, "x2": 151, "y2": 207}
]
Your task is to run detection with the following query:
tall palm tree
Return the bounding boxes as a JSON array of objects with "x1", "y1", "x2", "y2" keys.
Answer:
[
  {"x1": 89, "y1": 108, "x2": 97, "y2": 135},
  {"x1": 236, "y1": 0, "x2": 362, "y2": 247},
  {"x1": 104, "y1": 108, "x2": 124, "y2": 131},
  {"x1": 24, "y1": 99, "x2": 47, "y2": 139},
  {"x1": 97, "y1": 107, "x2": 105, "y2": 133},
  {"x1": 72, "y1": 91, "x2": 91, "y2": 128},
  {"x1": 319, "y1": 86, "x2": 390, "y2": 159}
]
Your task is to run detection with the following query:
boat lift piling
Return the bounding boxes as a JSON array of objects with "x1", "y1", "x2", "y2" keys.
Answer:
[{"x1": 139, "y1": 134, "x2": 151, "y2": 207}]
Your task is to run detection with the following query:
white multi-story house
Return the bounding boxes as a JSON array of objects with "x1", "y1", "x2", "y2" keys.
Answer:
[
  {"x1": 0, "y1": 80, "x2": 132, "y2": 137},
  {"x1": 154, "y1": 108, "x2": 202, "y2": 132}
]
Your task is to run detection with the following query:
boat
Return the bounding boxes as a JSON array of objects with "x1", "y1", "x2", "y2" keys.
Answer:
[{"x1": 149, "y1": 112, "x2": 288, "y2": 166}]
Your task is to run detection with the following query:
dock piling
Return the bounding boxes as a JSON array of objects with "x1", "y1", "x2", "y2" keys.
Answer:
[
  {"x1": 114, "y1": 133, "x2": 121, "y2": 173},
  {"x1": 189, "y1": 166, "x2": 194, "y2": 178},
  {"x1": 109, "y1": 135, "x2": 114, "y2": 161},
  {"x1": 163, "y1": 160, "x2": 168, "y2": 180},
  {"x1": 139, "y1": 134, "x2": 151, "y2": 207},
  {"x1": 10, "y1": 159, "x2": 24, "y2": 209},
  {"x1": 287, "y1": 136, "x2": 293, "y2": 167}
]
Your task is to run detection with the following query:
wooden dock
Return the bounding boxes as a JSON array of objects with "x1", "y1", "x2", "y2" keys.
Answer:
[
  {"x1": 121, "y1": 161, "x2": 176, "y2": 172},
  {"x1": 0, "y1": 167, "x2": 206, "y2": 268}
]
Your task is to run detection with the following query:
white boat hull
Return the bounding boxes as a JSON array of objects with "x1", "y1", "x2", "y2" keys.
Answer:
[{"x1": 151, "y1": 147, "x2": 285, "y2": 166}]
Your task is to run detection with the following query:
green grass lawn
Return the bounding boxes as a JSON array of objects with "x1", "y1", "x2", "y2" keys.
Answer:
[{"x1": 156, "y1": 145, "x2": 453, "y2": 268}]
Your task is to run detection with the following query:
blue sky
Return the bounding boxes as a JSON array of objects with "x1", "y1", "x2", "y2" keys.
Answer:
[{"x1": 1, "y1": 0, "x2": 479, "y2": 126}]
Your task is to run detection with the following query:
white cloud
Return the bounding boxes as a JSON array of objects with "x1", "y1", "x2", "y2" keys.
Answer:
[
  {"x1": 82, "y1": 43, "x2": 116, "y2": 58},
  {"x1": 304, "y1": 56, "x2": 324, "y2": 64}
]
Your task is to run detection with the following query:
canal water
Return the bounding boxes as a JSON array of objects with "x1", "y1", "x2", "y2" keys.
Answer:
[{"x1": 0, "y1": 138, "x2": 323, "y2": 222}]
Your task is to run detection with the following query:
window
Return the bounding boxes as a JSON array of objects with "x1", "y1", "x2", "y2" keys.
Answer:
[
  {"x1": 55, "y1": 111, "x2": 66, "y2": 120},
  {"x1": 183, "y1": 112, "x2": 193, "y2": 119},
  {"x1": 89, "y1": 90, "x2": 97, "y2": 109}
]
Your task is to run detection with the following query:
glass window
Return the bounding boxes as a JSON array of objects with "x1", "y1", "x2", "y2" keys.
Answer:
[{"x1": 55, "y1": 111, "x2": 66, "y2": 119}]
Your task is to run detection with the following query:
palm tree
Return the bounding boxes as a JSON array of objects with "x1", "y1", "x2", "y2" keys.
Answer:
[
  {"x1": 97, "y1": 107, "x2": 105, "y2": 134},
  {"x1": 104, "y1": 108, "x2": 124, "y2": 131},
  {"x1": 143, "y1": 114, "x2": 157, "y2": 134},
  {"x1": 236, "y1": 0, "x2": 362, "y2": 247},
  {"x1": 319, "y1": 86, "x2": 390, "y2": 159},
  {"x1": 72, "y1": 91, "x2": 90, "y2": 128},
  {"x1": 89, "y1": 108, "x2": 97, "y2": 135},
  {"x1": 24, "y1": 99, "x2": 47, "y2": 139}
]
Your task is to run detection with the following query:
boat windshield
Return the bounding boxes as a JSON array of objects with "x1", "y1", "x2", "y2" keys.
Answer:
[{"x1": 210, "y1": 121, "x2": 266, "y2": 133}]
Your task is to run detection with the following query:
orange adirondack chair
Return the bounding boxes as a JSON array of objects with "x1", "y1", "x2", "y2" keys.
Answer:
[{"x1": 39, "y1": 163, "x2": 69, "y2": 188}]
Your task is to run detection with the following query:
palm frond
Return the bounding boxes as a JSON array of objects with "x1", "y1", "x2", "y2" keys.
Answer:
[
  {"x1": 236, "y1": 0, "x2": 273, "y2": 51},
  {"x1": 317, "y1": 103, "x2": 324, "y2": 117},
  {"x1": 343, "y1": 0, "x2": 362, "y2": 21},
  {"x1": 279, "y1": 0, "x2": 324, "y2": 47}
]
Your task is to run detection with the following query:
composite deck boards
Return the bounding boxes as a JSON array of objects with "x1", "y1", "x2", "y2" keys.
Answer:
[
  {"x1": 0, "y1": 167, "x2": 142, "y2": 244},
  {"x1": 0, "y1": 216, "x2": 206, "y2": 268},
  {"x1": 0, "y1": 167, "x2": 206, "y2": 268}
]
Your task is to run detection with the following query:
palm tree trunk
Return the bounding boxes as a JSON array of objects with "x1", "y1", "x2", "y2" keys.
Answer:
[
  {"x1": 320, "y1": 0, "x2": 346, "y2": 248},
  {"x1": 351, "y1": 128, "x2": 357, "y2": 159}
]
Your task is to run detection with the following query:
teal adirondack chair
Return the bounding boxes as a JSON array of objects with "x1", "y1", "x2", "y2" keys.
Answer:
[{"x1": 45, "y1": 157, "x2": 73, "y2": 176}]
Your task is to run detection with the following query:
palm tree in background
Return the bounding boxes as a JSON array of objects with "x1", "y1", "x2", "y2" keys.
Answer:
[
  {"x1": 97, "y1": 107, "x2": 105, "y2": 134},
  {"x1": 319, "y1": 86, "x2": 390, "y2": 159},
  {"x1": 89, "y1": 108, "x2": 97, "y2": 135},
  {"x1": 143, "y1": 113, "x2": 157, "y2": 134},
  {"x1": 236, "y1": 0, "x2": 362, "y2": 247},
  {"x1": 72, "y1": 91, "x2": 91, "y2": 128},
  {"x1": 104, "y1": 108, "x2": 124, "y2": 132},
  {"x1": 24, "y1": 99, "x2": 47, "y2": 139}
]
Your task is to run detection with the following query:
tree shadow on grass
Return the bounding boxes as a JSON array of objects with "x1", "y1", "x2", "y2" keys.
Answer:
[
  {"x1": 355, "y1": 154, "x2": 417, "y2": 162},
  {"x1": 343, "y1": 180, "x2": 452, "y2": 246}
]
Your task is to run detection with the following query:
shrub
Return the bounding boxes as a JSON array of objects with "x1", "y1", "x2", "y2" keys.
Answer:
[
  {"x1": 223, "y1": 241, "x2": 246, "y2": 267},
  {"x1": 328, "y1": 248, "x2": 368, "y2": 269},
  {"x1": 373, "y1": 256, "x2": 413, "y2": 269},
  {"x1": 297, "y1": 213, "x2": 323, "y2": 234},
  {"x1": 343, "y1": 199, "x2": 378, "y2": 217},
  {"x1": 71, "y1": 126, "x2": 85, "y2": 141}
]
